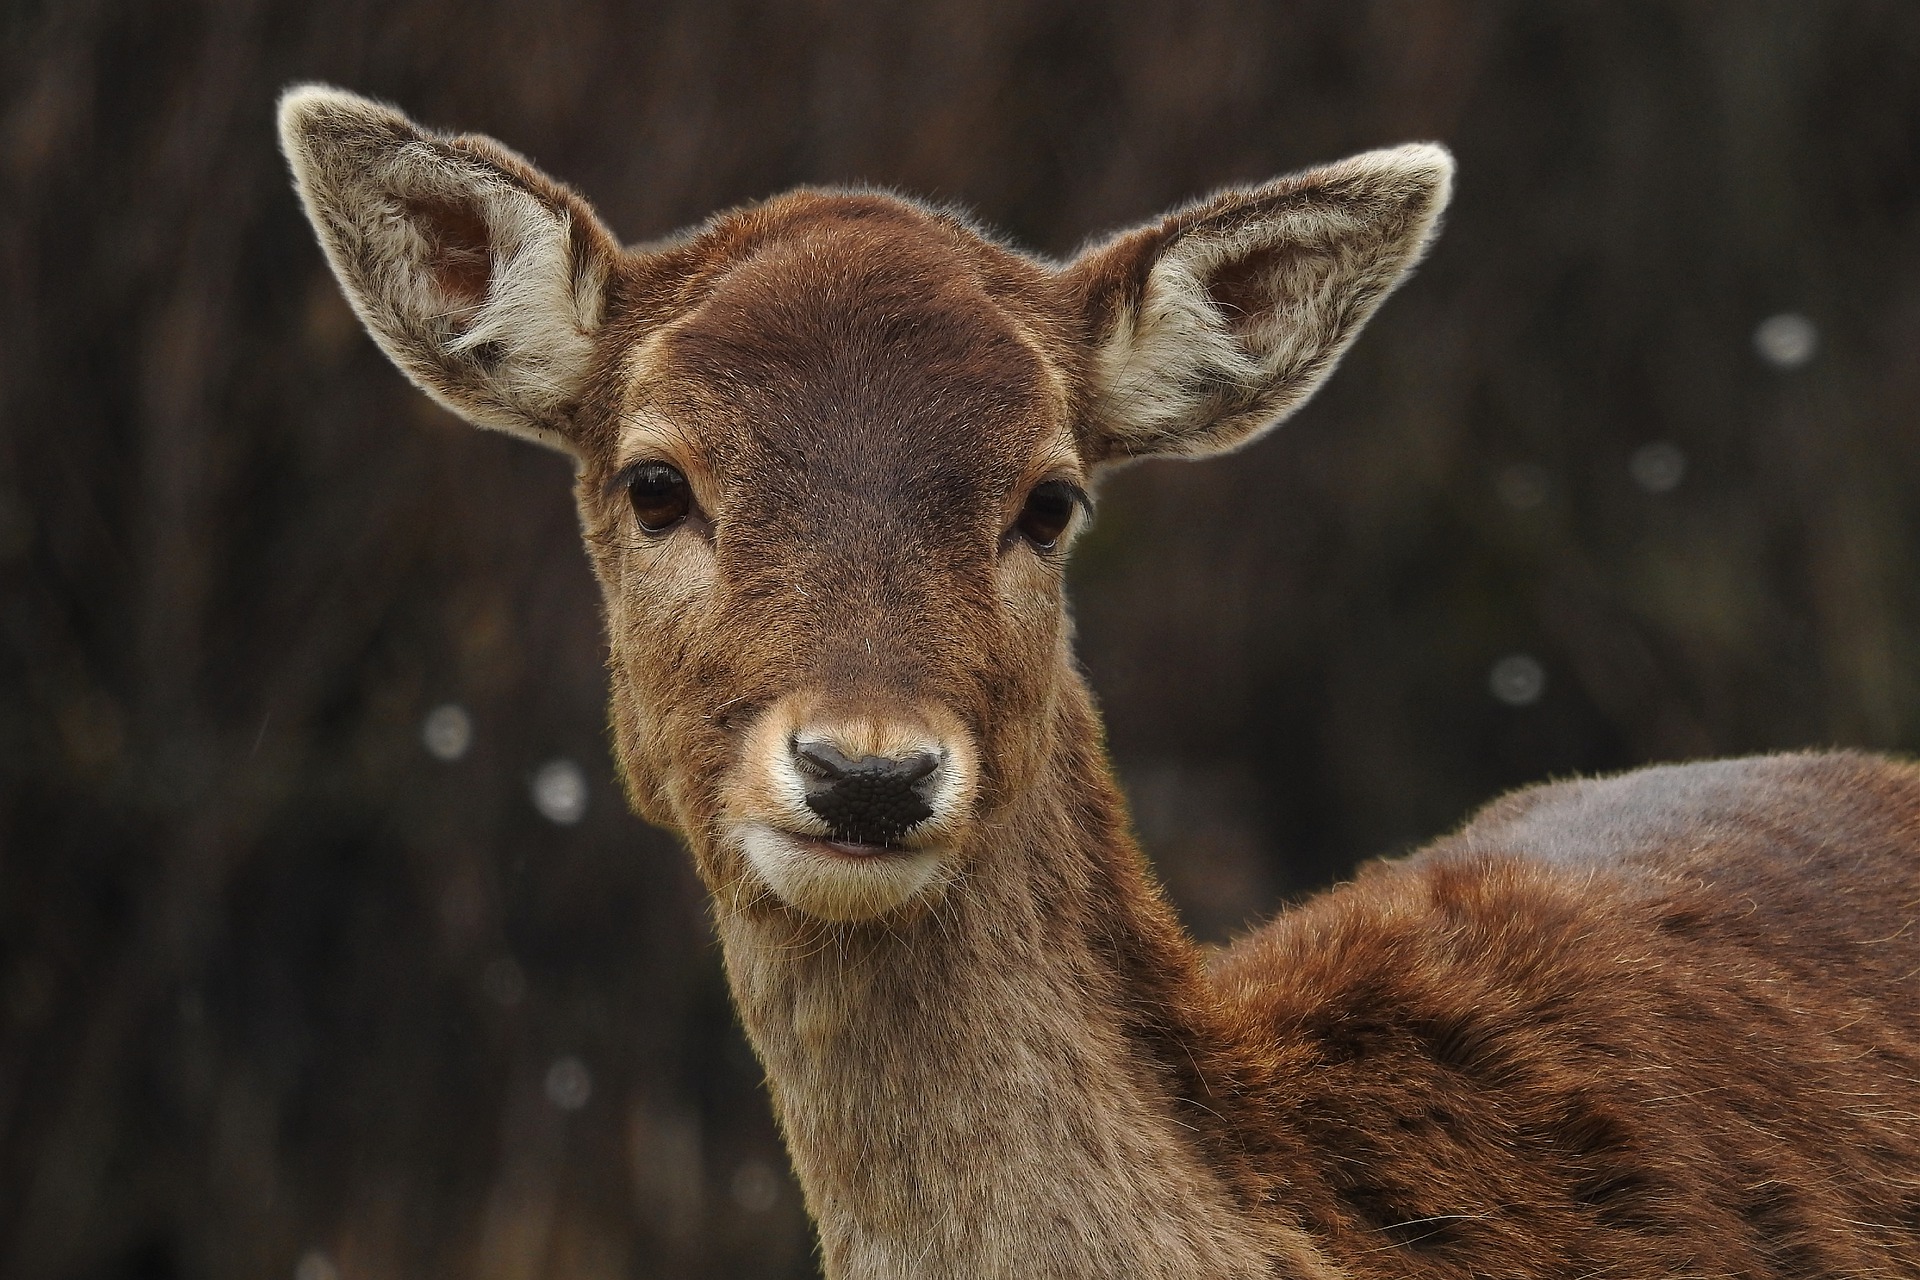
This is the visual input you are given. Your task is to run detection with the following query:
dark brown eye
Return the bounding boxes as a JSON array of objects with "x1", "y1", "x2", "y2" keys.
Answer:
[
  {"x1": 1015, "y1": 480, "x2": 1079, "y2": 550},
  {"x1": 627, "y1": 462, "x2": 692, "y2": 533}
]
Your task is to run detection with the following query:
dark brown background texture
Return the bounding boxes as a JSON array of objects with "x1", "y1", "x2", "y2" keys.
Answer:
[{"x1": 5, "y1": 2, "x2": 1920, "y2": 1277}]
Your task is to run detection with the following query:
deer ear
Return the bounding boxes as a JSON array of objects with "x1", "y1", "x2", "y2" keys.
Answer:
[
  {"x1": 277, "y1": 85, "x2": 619, "y2": 454},
  {"x1": 1062, "y1": 144, "x2": 1452, "y2": 464}
]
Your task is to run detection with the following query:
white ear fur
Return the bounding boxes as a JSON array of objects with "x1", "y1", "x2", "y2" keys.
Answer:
[
  {"x1": 276, "y1": 85, "x2": 615, "y2": 454},
  {"x1": 1075, "y1": 143, "x2": 1453, "y2": 462}
]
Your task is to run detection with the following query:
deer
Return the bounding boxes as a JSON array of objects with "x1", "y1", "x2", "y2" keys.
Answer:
[{"x1": 278, "y1": 84, "x2": 1920, "y2": 1279}]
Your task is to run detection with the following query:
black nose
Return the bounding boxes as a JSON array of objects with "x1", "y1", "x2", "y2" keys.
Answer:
[{"x1": 794, "y1": 740, "x2": 940, "y2": 847}]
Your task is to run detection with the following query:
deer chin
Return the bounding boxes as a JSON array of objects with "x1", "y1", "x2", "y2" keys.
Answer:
[{"x1": 732, "y1": 822, "x2": 953, "y2": 922}]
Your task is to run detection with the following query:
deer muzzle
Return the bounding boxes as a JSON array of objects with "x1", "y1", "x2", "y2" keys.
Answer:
[{"x1": 792, "y1": 738, "x2": 942, "y2": 847}]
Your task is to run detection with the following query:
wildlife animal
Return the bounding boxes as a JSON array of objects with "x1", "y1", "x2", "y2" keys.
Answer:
[{"x1": 280, "y1": 85, "x2": 1920, "y2": 1278}]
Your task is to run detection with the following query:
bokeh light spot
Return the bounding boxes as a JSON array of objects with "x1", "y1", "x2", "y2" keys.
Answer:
[
  {"x1": 544, "y1": 1055, "x2": 592, "y2": 1110},
  {"x1": 731, "y1": 1159, "x2": 782, "y2": 1212},
  {"x1": 1754, "y1": 312, "x2": 1818, "y2": 368},
  {"x1": 1489, "y1": 654, "x2": 1547, "y2": 707},
  {"x1": 531, "y1": 759, "x2": 587, "y2": 824},
  {"x1": 1629, "y1": 442, "x2": 1687, "y2": 494},
  {"x1": 422, "y1": 704, "x2": 472, "y2": 761},
  {"x1": 293, "y1": 1251, "x2": 338, "y2": 1280}
]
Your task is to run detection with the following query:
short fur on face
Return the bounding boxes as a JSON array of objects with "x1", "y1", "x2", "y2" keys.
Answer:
[{"x1": 278, "y1": 86, "x2": 1449, "y2": 922}]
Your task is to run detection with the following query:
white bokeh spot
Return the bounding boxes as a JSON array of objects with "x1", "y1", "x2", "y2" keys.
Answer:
[
  {"x1": 422, "y1": 703, "x2": 473, "y2": 761},
  {"x1": 544, "y1": 1055, "x2": 592, "y2": 1110},
  {"x1": 1754, "y1": 312, "x2": 1817, "y2": 369},
  {"x1": 1490, "y1": 653, "x2": 1547, "y2": 707},
  {"x1": 531, "y1": 758, "x2": 588, "y2": 825}
]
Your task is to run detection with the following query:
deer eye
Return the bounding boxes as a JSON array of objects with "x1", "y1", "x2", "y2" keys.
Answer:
[
  {"x1": 626, "y1": 462, "x2": 692, "y2": 533},
  {"x1": 1015, "y1": 480, "x2": 1079, "y2": 550}
]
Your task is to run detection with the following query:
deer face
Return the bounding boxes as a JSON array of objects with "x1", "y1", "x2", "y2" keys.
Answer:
[
  {"x1": 577, "y1": 205, "x2": 1086, "y2": 920},
  {"x1": 279, "y1": 87, "x2": 1451, "y2": 923}
]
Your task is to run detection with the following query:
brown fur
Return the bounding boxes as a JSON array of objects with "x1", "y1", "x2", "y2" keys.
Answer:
[{"x1": 281, "y1": 87, "x2": 1920, "y2": 1278}]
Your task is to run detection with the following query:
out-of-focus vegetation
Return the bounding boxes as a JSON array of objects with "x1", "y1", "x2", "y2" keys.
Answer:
[{"x1": 4, "y1": 3, "x2": 1920, "y2": 1277}]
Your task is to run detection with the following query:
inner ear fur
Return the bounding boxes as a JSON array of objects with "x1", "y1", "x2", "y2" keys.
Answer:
[
  {"x1": 277, "y1": 85, "x2": 620, "y2": 454},
  {"x1": 1062, "y1": 143, "x2": 1453, "y2": 464}
]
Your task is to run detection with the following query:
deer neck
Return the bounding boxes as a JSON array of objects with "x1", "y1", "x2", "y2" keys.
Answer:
[{"x1": 711, "y1": 679, "x2": 1324, "y2": 1280}]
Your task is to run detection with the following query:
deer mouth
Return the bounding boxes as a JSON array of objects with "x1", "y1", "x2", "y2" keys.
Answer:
[
  {"x1": 770, "y1": 825, "x2": 934, "y2": 862},
  {"x1": 732, "y1": 822, "x2": 951, "y2": 921},
  {"x1": 803, "y1": 834, "x2": 915, "y2": 859}
]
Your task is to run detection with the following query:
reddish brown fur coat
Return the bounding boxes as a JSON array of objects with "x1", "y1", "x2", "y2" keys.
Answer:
[
  {"x1": 1210, "y1": 751, "x2": 1920, "y2": 1275},
  {"x1": 279, "y1": 88, "x2": 1920, "y2": 1278}
]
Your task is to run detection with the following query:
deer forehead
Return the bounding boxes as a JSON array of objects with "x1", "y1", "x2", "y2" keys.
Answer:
[{"x1": 605, "y1": 199, "x2": 1081, "y2": 520}]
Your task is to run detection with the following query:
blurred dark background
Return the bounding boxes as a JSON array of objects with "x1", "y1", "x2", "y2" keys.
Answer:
[{"x1": 5, "y1": 2, "x2": 1920, "y2": 1277}]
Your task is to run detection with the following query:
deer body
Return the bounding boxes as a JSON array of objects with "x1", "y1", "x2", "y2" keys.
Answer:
[
  {"x1": 732, "y1": 701, "x2": 1920, "y2": 1278},
  {"x1": 280, "y1": 87, "x2": 1920, "y2": 1277}
]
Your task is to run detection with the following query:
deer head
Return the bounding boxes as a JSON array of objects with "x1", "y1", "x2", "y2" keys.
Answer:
[{"x1": 279, "y1": 86, "x2": 1451, "y2": 925}]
